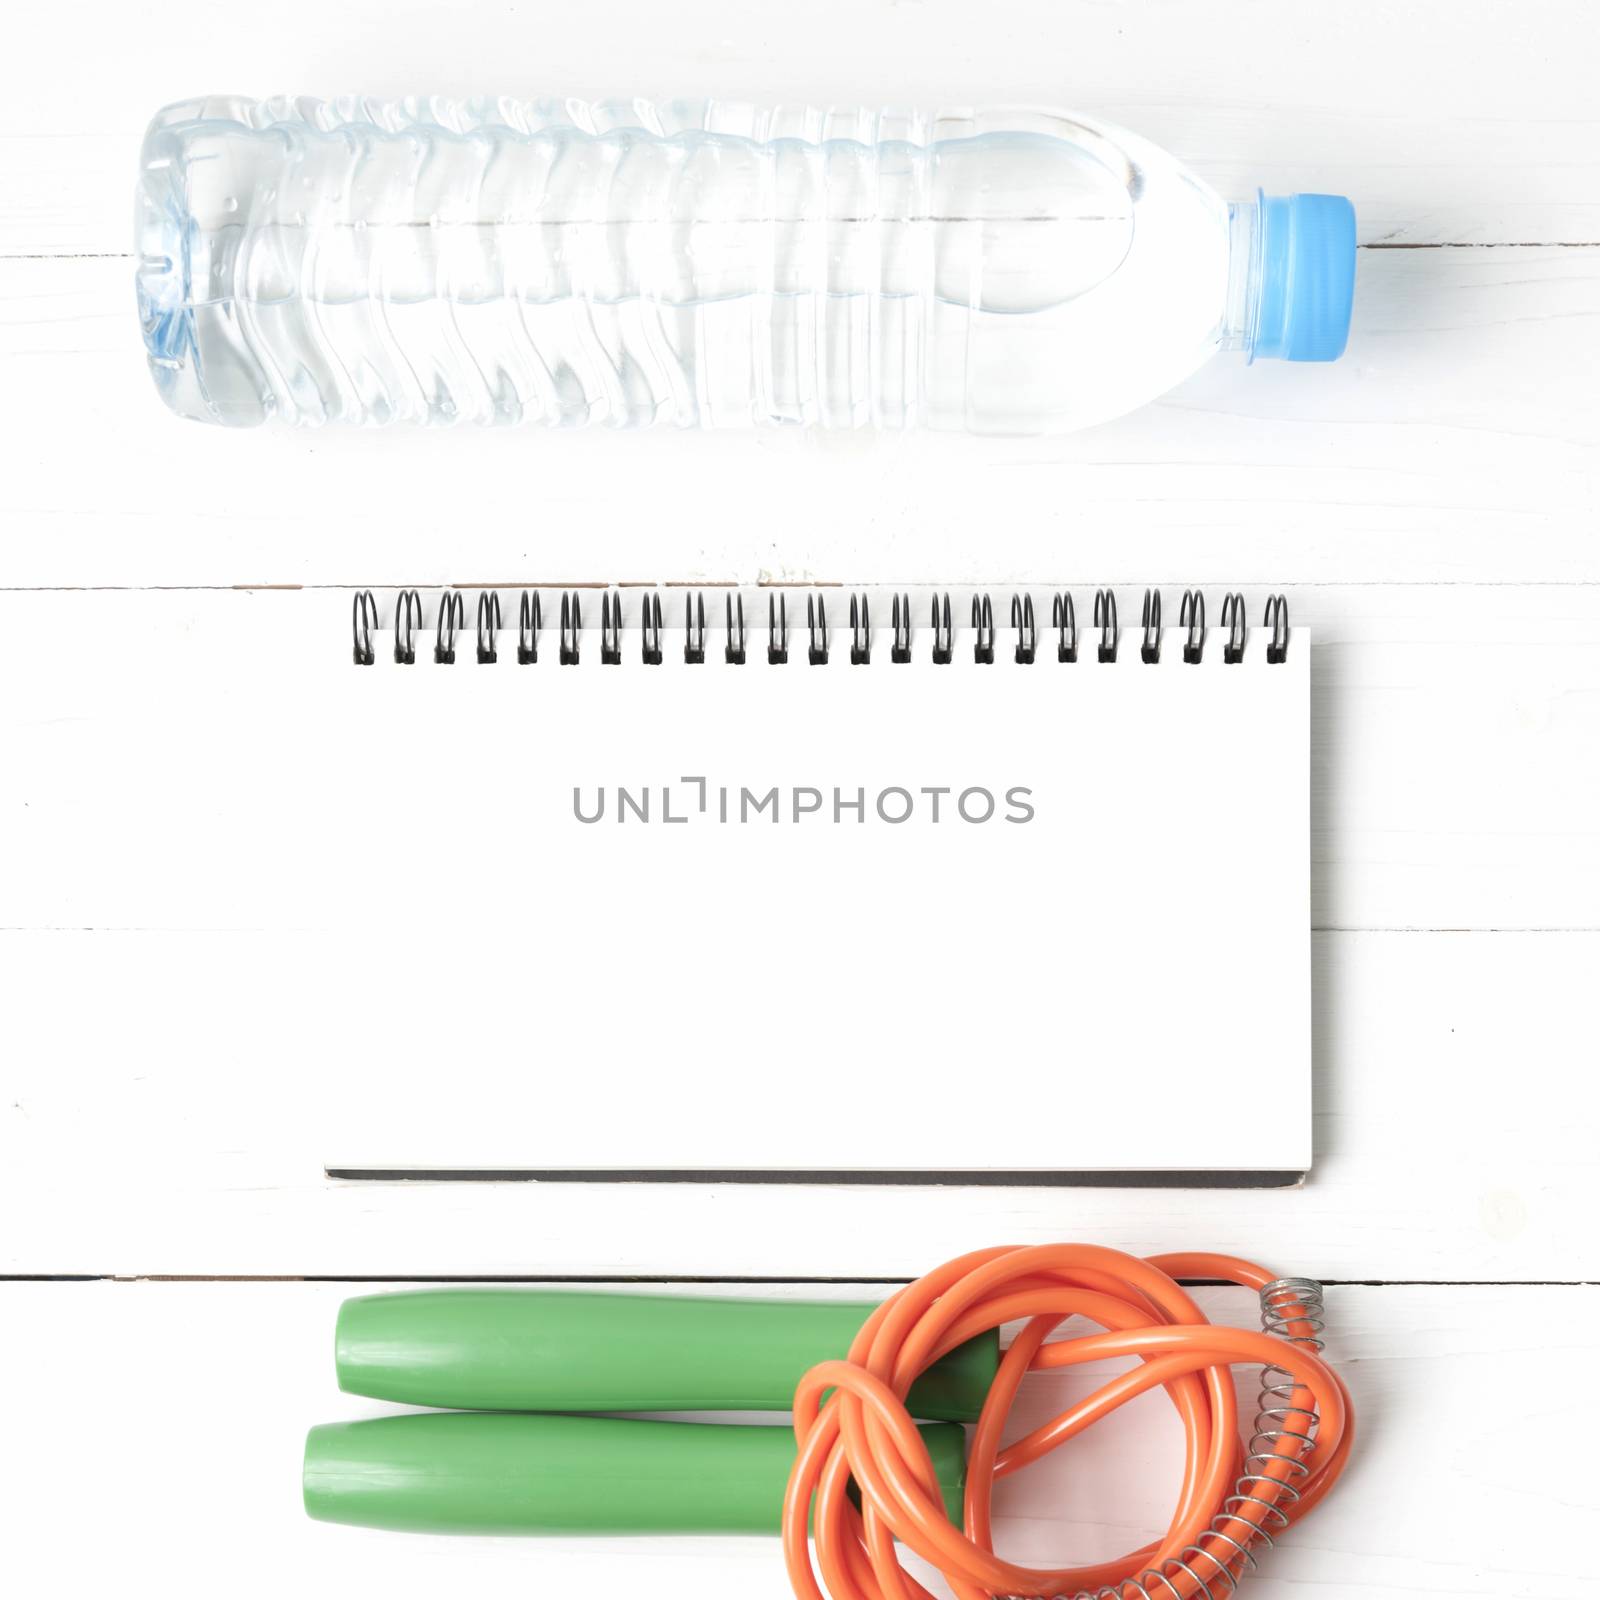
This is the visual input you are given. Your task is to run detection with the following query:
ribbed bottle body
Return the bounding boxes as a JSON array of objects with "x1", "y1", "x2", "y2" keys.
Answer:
[{"x1": 137, "y1": 97, "x2": 1235, "y2": 433}]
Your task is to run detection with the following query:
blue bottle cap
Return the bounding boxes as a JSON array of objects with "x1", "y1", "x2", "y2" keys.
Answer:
[{"x1": 1253, "y1": 193, "x2": 1356, "y2": 362}]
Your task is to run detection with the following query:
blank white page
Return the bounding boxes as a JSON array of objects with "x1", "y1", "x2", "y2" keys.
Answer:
[{"x1": 2, "y1": 588, "x2": 1309, "y2": 1182}]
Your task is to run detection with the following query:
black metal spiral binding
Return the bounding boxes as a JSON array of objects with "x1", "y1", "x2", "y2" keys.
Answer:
[
  {"x1": 768, "y1": 593, "x2": 788, "y2": 665},
  {"x1": 931, "y1": 594, "x2": 953, "y2": 665},
  {"x1": 972, "y1": 594, "x2": 995, "y2": 664},
  {"x1": 518, "y1": 591, "x2": 541, "y2": 664},
  {"x1": 559, "y1": 591, "x2": 582, "y2": 665},
  {"x1": 807, "y1": 594, "x2": 829, "y2": 665},
  {"x1": 1180, "y1": 590, "x2": 1206, "y2": 664},
  {"x1": 1053, "y1": 593, "x2": 1078, "y2": 663},
  {"x1": 599, "y1": 592, "x2": 622, "y2": 665},
  {"x1": 849, "y1": 594, "x2": 871, "y2": 665},
  {"x1": 394, "y1": 589, "x2": 421, "y2": 665},
  {"x1": 354, "y1": 589, "x2": 1289, "y2": 670},
  {"x1": 1094, "y1": 589, "x2": 1119, "y2": 663},
  {"x1": 640, "y1": 592, "x2": 663, "y2": 666},
  {"x1": 476, "y1": 591, "x2": 501, "y2": 664},
  {"x1": 1012, "y1": 594, "x2": 1037, "y2": 664},
  {"x1": 1141, "y1": 589, "x2": 1162, "y2": 664},
  {"x1": 1264, "y1": 595, "x2": 1290, "y2": 663},
  {"x1": 1221, "y1": 592, "x2": 1247, "y2": 664},
  {"x1": 890, "y1": 594, "x2": 912, "y2": 663},
  {"x1": 352, "y1": 590, "x2": 377, "y2": 666},
  {"x1": 684, "y1": 592, "x2": 706, "y2": 664},
  {"x1": 434, "y1": 591, "x2": 464, "y2": 665}
]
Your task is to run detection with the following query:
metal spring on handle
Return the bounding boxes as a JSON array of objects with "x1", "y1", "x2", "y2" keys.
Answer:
[
  {"x1": 1059, "y1": 1278, "x2": 1327, "y2": 1600},
  {"x1": 1254, "y1": 1278, "x2": 1324, "y2": 1465}
]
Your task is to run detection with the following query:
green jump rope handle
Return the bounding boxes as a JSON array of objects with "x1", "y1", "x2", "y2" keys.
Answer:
[
  {"x1": 337, "y1": 1289, "x2": 1000, "y2": 1422},
  {"x1": 304, "y1": 1412, "x2": 967, "y2": 1536}
]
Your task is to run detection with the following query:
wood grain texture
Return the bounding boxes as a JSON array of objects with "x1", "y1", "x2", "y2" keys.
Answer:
[
  {"x1": 3, "y1": 3, "x2": 1598, "y2": 1592},
  {"x1": 4, "y1": 1280, "x2": 1594, "y2": 1600},
  {"x1": 5, "y1": 928, "x2": 1594, "y2": 1280},
  {"x1": 5, "y1": 0, "x2": 1599, "y2": 254},
  {"x1": 1, "y1": 245, "x2": 1596, "y2": 589}
]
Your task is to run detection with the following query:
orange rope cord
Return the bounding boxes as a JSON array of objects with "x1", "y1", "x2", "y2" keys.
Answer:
[{"x1": 783, "y1": 1245, "x2": 1352, "y2": 1600}]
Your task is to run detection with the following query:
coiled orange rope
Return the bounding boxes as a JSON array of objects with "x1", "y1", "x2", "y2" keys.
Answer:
[{"x1": 783, "y1": 1245, "x2": 1352, "y2": 1600}]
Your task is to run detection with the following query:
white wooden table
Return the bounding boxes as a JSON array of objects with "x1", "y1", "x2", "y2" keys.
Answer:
[{"x1": 3, "y1": 3, "x2": 1597, "y2": 1596}]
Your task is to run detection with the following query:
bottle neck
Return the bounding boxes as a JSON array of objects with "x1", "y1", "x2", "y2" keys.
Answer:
[{"x1": 1222, "y1": 198, "x2": 1263, "y2": 357}]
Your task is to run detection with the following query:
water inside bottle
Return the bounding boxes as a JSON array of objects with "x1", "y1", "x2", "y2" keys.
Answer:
[{"x1": 137, "y1": 101, "x2": 1233, "y2": 432}]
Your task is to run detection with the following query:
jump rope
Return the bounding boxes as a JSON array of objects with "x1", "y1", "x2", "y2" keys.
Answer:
[{"x1": 307, "y1": 1243, "x2": 1352, "y2": 1600}]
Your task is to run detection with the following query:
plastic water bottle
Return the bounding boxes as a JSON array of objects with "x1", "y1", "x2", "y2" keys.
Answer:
[{"x1": 136, "y1": 96, "x2": 1356, "y2": 434}]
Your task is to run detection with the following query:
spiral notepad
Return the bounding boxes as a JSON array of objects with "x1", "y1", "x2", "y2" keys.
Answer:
[{"x1": 4, "y1": 585, "x2": 1309, "y2": 1185}]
